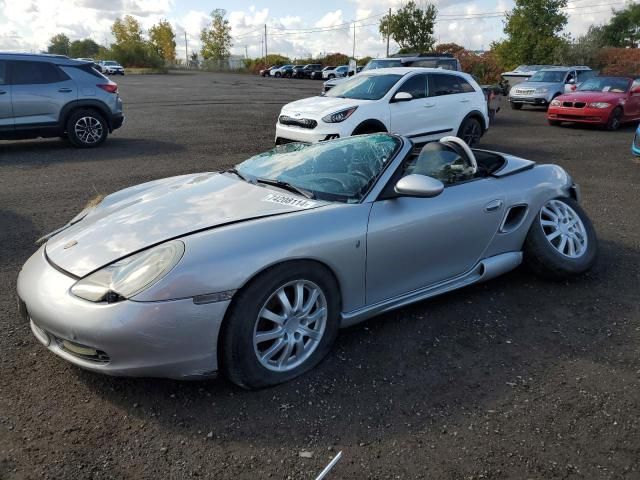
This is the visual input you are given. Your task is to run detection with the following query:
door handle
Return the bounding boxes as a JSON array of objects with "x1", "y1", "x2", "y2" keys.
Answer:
[
  {"x1": 0, "y1": 90, "x2": 6, "y2": 95},
  {"x1": 485, "y1": 199, "x2": 503, "y2": 212},
  {"x1": 58, "y1": 88, "x2": 73, "y2": 93},
  {"x1": 424, "y1": 103, "x2": 435, "y2": 108},
  {"x1": 459, "y1": 99, "x2": 471, "y2": 103}
]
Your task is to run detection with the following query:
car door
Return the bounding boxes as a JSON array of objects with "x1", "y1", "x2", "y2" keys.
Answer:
[
  {"x1": 10, "y1": 60, "x2": 77, "y2": 128},
  {"x1": 423, "y1": 73, "x2": 477, "y2": 141},
  {"x1": 365, "y1": 157, "x2": 504, "y2": 304},
  {"x1": 0, "y1": 60, "x2": 13, "y2": 133},
  {"x1": 626, "y1": 78, "x2": 640, "y2": 118},
  {"x1": 389, "y1": 73, "x2": 438, "y2": 139}
]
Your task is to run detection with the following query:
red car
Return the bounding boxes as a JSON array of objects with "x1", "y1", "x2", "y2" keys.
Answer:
[{"x1": 547, "y1": 76, "x2": 640, "y2": 130}]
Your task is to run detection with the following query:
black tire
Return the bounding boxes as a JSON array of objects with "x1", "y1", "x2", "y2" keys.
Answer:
[
  {"x1": 510, "y1": 103, "x2": 522, "y2": 110},
  {"x1": 328, "y1": 74, "x2": 335, "y2": 79},
  {"x1": 524, "y1": 197, "x2": 598, "y2": 280},
  {"x1": 352, "y1": 123, "x2": 386, "y2": 136},
  {"x1": 275, "y1": 72, "x2": 281, "y2": 78},
  {"x1": 606, "y1": 107, "x2": 622, "y2": 131},
  {"x1": 548, "y1": 120, "x2": 561, "y2": 126},
  {"x1": 220, "y1": 261, "x2": 340, "y2": 389},
  {"x1": 65, "y1": 109, "x2": 108, "y2": 148},
  {"x1": 456, "y1": 117, "x2": 482, "y2": 147}
]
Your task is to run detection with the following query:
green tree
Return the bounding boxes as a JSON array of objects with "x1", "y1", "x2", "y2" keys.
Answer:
[
  {"x1": 47, "y1": 33, "x2": 70, "y2": 55},
  {"x1": 555, "y1": 25, "x2": 606, "y2": 67},
  {"x1": 69, "y1": 39, "x2": 101, "y2": 58},
  {"x1": 601, "y1": 3, "x2": 640, "y2": 48},
  {"x1": 149, "y1": 19, "x2": 176, "y2": 62},
  {"x1": 200, "y1": 9, "x2": 232, "y2": 62},
  {"x1": 494, "y1": 0, "x2": 569, "y2": 69},
  {"x1": 379, "y1": 1, "x2": 438, "y2": 53},
  {"x1": 112, "y1": 15, "x2": 143, "y2": 45}
]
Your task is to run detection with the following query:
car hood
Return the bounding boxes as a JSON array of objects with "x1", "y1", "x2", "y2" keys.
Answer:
[
  {"x1": 45, "y1": 173, "x2": 328, "y2": 277},
  {"x1": 281, "y1": 96, "x2": 369, "y2": 117},
  {"x1": 557, "y1": 91, "x2": 624, "y2": 103}
]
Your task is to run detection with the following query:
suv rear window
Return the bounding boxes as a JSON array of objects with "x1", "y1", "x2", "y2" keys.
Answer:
[
  {"x1": 11, "y1": 61, "x2": 68, "y2": 85},
  {"x1": 0, "y1": 61, "x2": 6, "y2": 85},
  {"x1": 410, "y1": 59, "x2": 458, "y2": 70},
  {"x1": 430, "y1": 74, "x2": 475, "y2": 96}
]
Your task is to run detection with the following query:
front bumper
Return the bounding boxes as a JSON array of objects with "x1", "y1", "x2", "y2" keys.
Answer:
[
  {"x1": 547, "y1": 106, "x2": 609, "y2": 125},
  {"x1": 16, "y1": 246, "x2": 230, "y2": 379},
  {"x1": 110, "y1": 113, "x2": 125, "y2": 130},
  {"x1": 275, "y1": 122, "x2": 342, "y2": 144},
  {"x1": 509, "y1": 95, "x2": 550, "y2": 106}
]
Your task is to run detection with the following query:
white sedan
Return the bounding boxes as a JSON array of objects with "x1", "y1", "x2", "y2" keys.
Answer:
[{"x1": 275, "y1": 67, "x2": 489, "y2": 146}]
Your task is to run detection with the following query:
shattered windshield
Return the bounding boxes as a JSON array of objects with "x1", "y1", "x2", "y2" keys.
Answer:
[{"x1": 236, "y1": 134, "x2": 401, "y2": 203}]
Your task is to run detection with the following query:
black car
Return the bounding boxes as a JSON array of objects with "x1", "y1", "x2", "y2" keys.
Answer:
[
  {"x1": 311, "y1": 66, "x2": 335, "y2": 80},
  {"x1": 298, "y1": 64, "x2": 323, "y2": 79}
]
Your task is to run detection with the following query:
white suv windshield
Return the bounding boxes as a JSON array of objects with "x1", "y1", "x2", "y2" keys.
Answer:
[
  {"x1": 325, "y1": 74, "x2": 403, "y2": 100},
  {"x1": 529, "y1": 70, "x2": 567, "y2": 82}
]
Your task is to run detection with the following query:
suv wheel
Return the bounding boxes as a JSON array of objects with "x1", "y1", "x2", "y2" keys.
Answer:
[
  {"x1": 457, "y1": 117, "x2": 482, "y2": 147},
  {"x1": 66, "y1": 109, "x2": 108, "y2": 148}
]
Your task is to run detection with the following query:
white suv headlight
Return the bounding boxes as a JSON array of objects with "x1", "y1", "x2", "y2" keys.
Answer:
[
  {"x1": 71, "y1": 240, "x2": 185, "y2": 303},
  {"x1": 535, "y1": 87, "x2": 549, "y2": 94},
  {"x1": 322, "y1": 107, "x2": 358, "y2": 123}
]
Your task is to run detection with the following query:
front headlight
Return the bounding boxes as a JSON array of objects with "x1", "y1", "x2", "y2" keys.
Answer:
[
  {"x1": 535, "y1": 87, "x2": 548, "y2": 94},
  {"x1": 71, "y1": 240, "x2": 185, "y2": 303},
  {"x1": 550, "y1": 99, "x2": 561, "y2": 106},
  {"x1": 322, "y1": 106, "x2": 358, "y2": 123},
  {"x1": 589, "y1": 102, "x2": 610, "y2": 109}
]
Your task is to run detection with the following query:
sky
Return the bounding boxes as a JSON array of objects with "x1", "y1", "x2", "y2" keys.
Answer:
[{"x1": 0, "y1": 0, "x2": 633, "y2": 61}]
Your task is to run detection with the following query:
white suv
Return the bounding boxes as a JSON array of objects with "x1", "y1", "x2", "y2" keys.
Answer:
[{"x1": 276, "y1": 68, "x2": 489, "y2": 146}]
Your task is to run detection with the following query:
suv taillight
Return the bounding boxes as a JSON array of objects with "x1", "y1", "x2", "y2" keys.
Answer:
[{"x1": 98, "y1": 84, "x2": 118, "y2": 93}]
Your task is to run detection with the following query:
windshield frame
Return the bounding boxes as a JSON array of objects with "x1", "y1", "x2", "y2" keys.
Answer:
[{"x1": 234, "y1": 134, "x2": 405, "y2": 204}]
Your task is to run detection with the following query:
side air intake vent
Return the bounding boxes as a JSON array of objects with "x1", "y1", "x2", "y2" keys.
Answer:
[{"x1": 500, "y1": 205, "x2": 528, "y2": 233}]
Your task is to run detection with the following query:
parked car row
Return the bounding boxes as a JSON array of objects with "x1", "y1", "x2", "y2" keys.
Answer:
[
  {"x1": 75, "y1": 58, "x2": 125, "y2": 75},
  {"x1": 260, "y1": 63, "x2": 351, "y2": 79}
]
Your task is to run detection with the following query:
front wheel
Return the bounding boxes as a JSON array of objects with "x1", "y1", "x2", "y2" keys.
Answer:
[
  {"x1": 66, "y1": 109, "x2": 108, "y2": 148},
  {"x1": 220, "y1": 262, "x2": 340, "y2": 389},
  {"x1": 606, "y1": 107, "x2": 622, "y2": 130},
  {"x1": 275, "y1": 72, "x2": 281, "y2": 78},
  {"x1": 524, "y1": 197, "x2": 597, "y2": 279},
  {"x1": 457, "y1": 117, "x2": 482, "y2": 147},
  {"x1": 548, "y1": 119, "x2": 561, "y2": 126}
]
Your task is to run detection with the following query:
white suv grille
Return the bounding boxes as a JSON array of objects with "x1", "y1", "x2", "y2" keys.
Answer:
[{"x1": 513, "y1": 88, "x2": 535, "y2": 96}]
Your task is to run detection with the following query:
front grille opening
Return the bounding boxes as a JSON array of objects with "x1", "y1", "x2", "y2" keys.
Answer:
[
  {"x1": 278, "y1": 115, "x2": 318, "y2": 129},
  {"x1": 574, "y1": 102, "x2": 586, "y2": 108},
  {"x1": 563, "y1": 101, "x2": 573, "y2": 107},
  {"x1": 500, "y1": 205, "x2": 528, "y2": 233}
]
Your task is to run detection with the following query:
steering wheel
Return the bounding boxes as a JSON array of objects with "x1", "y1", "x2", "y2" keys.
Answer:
[
  {"x1": 349, "y1": 169, "x2": 371, "y2": 184},
  {"x1": 314, "y1": 175, "x2": 350, "y2": 191}
]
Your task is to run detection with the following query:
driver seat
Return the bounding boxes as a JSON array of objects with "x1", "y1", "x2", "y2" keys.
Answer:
[{"x1": 411, "y1": 137, "x2": 478, "y2": 185}]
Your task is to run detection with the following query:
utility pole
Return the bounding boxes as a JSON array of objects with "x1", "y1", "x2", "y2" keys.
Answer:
[
  {"x1": 184, "y1": 31, "x2": 188, "y2": 67},
  {"x1": 245, "y1": 45, "x2": 248, "y2": 59},
  {"x1": 352, "y1": 22, "x2": 356, "y2": 59},
  {"x1": 264, "y1": 24, "x2": 268, "y2": 64},
  {"x1": 386, "y1": 8, "x2": 391, "y2": 57}
]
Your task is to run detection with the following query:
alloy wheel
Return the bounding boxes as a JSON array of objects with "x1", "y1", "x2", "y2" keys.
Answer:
[
  {"x1": 539, "y1": 199, "x2": 588, "y2": 258},
  {"x1": 253, "y1": 280, "x2": 327, "y2": 372},
  {"x1": 462, "y1": 120, "x2": 481, "y2": 146},
  {"x1": 74, "y1": 116, "x2": 104, "y2": 145}
]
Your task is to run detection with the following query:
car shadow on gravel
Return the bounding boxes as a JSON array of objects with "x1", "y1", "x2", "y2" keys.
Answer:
[
  {"x1": 72, "y1": 237, "x2": 634, "y2": 452},
  {"x1": 0, "y1": 138, "x2": 185, "y2": 166},
  {"x1": 0, "y1": 209, "x2": 40, "y2": 273}
]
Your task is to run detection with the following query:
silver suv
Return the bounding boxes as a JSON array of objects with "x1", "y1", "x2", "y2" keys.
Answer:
[
  {"x1": 0, "y1": 53, "x2": 124, "y2": 148},
  {"x1": 508, "y1": 66, "x2": 594, "y2": 110}
]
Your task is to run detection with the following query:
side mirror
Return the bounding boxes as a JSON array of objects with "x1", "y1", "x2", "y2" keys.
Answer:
[
  {"x1": 567, "y1": 78, "x2": 576, "y2": 84},
  {"x1": 392, "y1": 91, "x2": 413, "y2": 103},
  {"x1": 394, "y1": 174, "x2": 444, "y2": 198},
  {"x1": 631, "y1": 86, "x2": 640, "y2": 96}
]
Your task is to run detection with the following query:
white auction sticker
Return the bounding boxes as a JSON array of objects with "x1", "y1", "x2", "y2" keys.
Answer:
[{"x1": 262, "y1": 193, "x2": 317, "y2": 209}]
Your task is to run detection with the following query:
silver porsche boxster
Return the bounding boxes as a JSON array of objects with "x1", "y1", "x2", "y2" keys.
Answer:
[{"x1": 17, "y1": 134, "x2": 597, "y2": 389}]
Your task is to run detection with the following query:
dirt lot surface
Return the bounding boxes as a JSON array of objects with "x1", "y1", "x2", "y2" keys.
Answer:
[{"x1": 1, "y1": 72, "x2": 639, "y2": 479}]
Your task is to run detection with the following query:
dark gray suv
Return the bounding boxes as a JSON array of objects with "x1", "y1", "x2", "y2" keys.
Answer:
[{"x1": 0, "y1": 53, "x2": 124, "y2": 148}]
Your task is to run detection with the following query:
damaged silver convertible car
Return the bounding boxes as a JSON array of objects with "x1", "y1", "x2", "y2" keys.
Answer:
[{"x1": 17, "y1": 134, "x2": 597, "y2": 389}]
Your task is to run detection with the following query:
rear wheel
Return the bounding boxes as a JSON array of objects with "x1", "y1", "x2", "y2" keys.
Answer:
[
  {"x1": 220, "y1": 262, "x2": 340, "y2": 389},
  {"x1": 66, "y1": 109, "x2": 108, "y2": 148},
  {"x1": 548, "y1": 119, "x2": 561, "y2": 126},
  {"x1": 457, "y1": 117, "x2": 482, "y2": 147},
  {"x1": 524, "y1": 197, "x2": 597, "y2": 279},
  {"x1": 510, "y1": 103, "x2": 522, "y2": 110},
  {"x1": 275, "y1": 72, "x2": 281, "y2": 78},
  {"x1": 606, "y1": 107, "x2": 622, "y2": 130}
]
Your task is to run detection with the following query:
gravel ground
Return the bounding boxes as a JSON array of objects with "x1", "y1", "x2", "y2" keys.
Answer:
[{"x1": 1, "y1": 71, "x2": 639, "y2": 480}]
